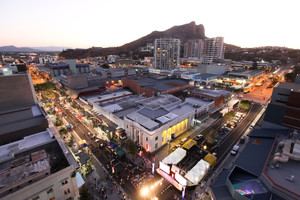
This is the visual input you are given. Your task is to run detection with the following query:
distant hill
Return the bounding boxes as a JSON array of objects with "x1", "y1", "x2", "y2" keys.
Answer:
[
  {"x1": 59, "y1": 21, "x2": 207, "y2": 59},
  {"x1": 0, "y1": 45, "x2": 38, "y2": 52},
  {"x1": 32, "y1": 46, "x2": 69, "y2": 52},
  {"x1": 0, "y1": 45, "x2": 68, "y2": 52}
]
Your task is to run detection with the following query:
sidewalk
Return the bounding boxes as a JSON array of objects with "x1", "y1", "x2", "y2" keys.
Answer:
[{"x1": 85, "y1": 154, "x2": 129, "y2": 200}]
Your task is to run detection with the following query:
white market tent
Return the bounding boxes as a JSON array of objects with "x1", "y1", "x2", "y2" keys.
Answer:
[
  {"x1": 185, "y1": 159, "x2": 210, "y2": 186},
  {"x1": 162, "y1": 148, "x2": 187, "y2": 165}
]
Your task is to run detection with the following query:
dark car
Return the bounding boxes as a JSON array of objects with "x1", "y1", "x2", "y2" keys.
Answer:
[{"x1": 239, "y1": 137, "x2": 245, "y2": 144}]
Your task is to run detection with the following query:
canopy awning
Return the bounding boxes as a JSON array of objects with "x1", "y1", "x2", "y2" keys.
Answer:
[
  {"x1": 107, "y1": 142, "x2": 117, "y2": 149},
  {"x1": 162, "y1": 148, "x2": 187, "y2": 165},
  {"x1": 185, "y1": 159, "x2": 210, "y2": 185},
  {"x1": 77, "y1": 115, "x2": 83, "y2": 119},
  {"x1": 204, "y1": 153, "x2": 217, "y2": 166},
  {"x1": 182, "y1": 139, "x2": 197, "y2": 150}
]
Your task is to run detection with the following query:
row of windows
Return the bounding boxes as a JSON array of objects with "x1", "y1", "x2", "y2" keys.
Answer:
[
  {"x1": 146, "y1": 136, "x2": 158, "y2": 141},
  {"x1": 31, "y1": 187, "x2": 70, "y2": 200}
]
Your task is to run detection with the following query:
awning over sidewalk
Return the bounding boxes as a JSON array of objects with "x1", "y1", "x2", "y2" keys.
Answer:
[
  {"x1": 162, "y1": 148, "x2": 187, "y2": 165},
  {"x1": 75, "y1": 172, "x2": 85, "y2": 188},
  {"x1": 181, "y1": 139, "x2": 197, "y2": 150},
  {"x1": 185, "y1": 159, "x2": 210, "y2": 186}
]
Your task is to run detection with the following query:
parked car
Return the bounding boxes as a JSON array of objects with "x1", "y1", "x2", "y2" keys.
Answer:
[
  {"x1": 195, "y1": 134, "x2": 203, "y2": 141},
  {"x1": 239, "y1": 137, "x2": 245, "y2": 144},
  {"x1": 231, "y1": 145, "x2": 240, "y2": 155}
]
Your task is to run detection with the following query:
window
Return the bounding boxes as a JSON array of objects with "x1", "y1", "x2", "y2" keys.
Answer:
[
  {"x1": 155, "y1": 143, "x2": 158, "y2": 149},
  {"x1": 47, "y1": 188, "x2": 53, "y2": 194},
  {"x1": 146, "y1": 137, "x2": 148, "y2": 141},
  {"x1": 155, "y1": 136, "x2": 158, "y2": 141},
  {"x1": 61, "y1": 180, "x2": 68, "y2": 186},
  {"x1": 64, "y1": 188, "x2": 70, "y2": 195}
]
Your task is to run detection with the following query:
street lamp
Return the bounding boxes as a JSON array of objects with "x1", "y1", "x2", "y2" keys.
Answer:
[{"x1": 141, "y1": 187, "x2": 149, "y2": 196}]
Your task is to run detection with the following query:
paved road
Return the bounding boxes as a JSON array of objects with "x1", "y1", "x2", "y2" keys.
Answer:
[
  {"x1": 157, "y1": 104, "x2": 262, "y2": 200},
  {"x1": 205, "y1": 103, "x2": 262, "y2": 180},
  {"x1": 53, "y1": 93, "x2": 142, "y2": 200}
]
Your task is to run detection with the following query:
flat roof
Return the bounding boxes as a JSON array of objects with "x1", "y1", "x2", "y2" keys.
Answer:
[
  {"x1": 264, "y1": 135, "x2": 300, "y2": 197},
  {"x1": 142, "y1": 95, "x2": 182, "y2": 110},
  {"x1": 0, "y1": 131, "x2": 69, "y2": 198},
  {"x1": 192, "y1": 73, "x2": 219, "y2": 79},
  {"x1": 275, "y1": 82, "x2": 300, "y2": 92},
  {"x1": 193, "y1": 89, "x2": 230, "y2": 98},
  {"x1": 229, "y1": 70, "x2": 264, "y2": 76},
  {"x1": 127, "y1": 76, "x2": 190, "y2": 92},
  {"x1": 127, "y1": 112, "x2": 159, "y2": 130},
  {"x1": 0, "y1": 105, "x2": 47, "y2": 143},
  {"x1": 87, "y1": 90, "x2": 132, "y2": 105}
]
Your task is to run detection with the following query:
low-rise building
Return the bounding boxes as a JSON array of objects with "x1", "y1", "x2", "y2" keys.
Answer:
[
  {"x1": 124, "y1": 95, "x2": 213, "y2": 152},
  {"x1": 60, "y1": 74, "x2": 88, "y2": 89},
  {"x1": 122, "y1": 75, "x2": 191, "y2": 97},
  {"x1": 48, "y1": 59, "x2": 90, "y2": 77}
]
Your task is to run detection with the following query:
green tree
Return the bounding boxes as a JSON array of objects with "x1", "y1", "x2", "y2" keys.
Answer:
[
  {"x1": 101, "y1": 63, "x2": 110, "y2": 69},
  {"x1": 128, "y1": 139, "x2": 137, "y2": 155},
  {"x1": 239, "y1": 100, "x2": 252, "y2": 110},
  {"x1": 250, "y1": 61, "x2": 258, "y2": 70},
  {"x1": 224, "y1": 111, "x2": 235, "y2": 121},
  {"x1": 59, "y1": 128, "x2": 68, "y2": 135},
  {"x1": 79, "y1": 185, "x2": 92, "y2": 200}
]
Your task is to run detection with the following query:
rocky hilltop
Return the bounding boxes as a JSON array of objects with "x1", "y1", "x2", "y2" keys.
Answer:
[{"x1": 59, "y1": 21, "x2": 206, "y2": 59}]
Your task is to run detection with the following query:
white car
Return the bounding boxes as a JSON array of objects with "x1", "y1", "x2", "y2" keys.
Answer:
[{"x1": 231, "y1": 145, "x2": 240, "y2": 155}]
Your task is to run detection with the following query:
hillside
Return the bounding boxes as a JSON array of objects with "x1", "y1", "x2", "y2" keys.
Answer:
[
  {"x1": 59, "y1": 21, "x2": 207, "y2": 59},
  {"x1": 0, "y1": 45, "x2": 38, "y2": 52}
]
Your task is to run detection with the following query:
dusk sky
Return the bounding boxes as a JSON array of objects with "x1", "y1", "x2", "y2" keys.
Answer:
[{"x1": 1, "y1": 0, "x2": 299, "y2": 49}]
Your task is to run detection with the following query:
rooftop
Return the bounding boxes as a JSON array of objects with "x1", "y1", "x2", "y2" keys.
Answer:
[
  {"x1": 275, "y1": 82, "x2": 300, "y2": 92},
  {"x1": 87, "y1": 90, "x2": 132, "y2": 105},
  {"x1": 192, "y1": 73, "x2": 219, "y2": 79},
  {"x1": 264, "y1": 134, "x2": 300, "y2": 197},
  {"x1": 141, "y1": 94, "x2": 182, "y2": 110},
  {"x1": 0, "y1": 131, "x2": 69, "y2": 197},
  {"x1": 126, "y1": 76, "x2": 190, "y2": 92},
  {"x1": 193, "y1": 89, "x2": 231, "y2": 98},
  {"x1": 0, "y1": 105, "x2": 47, "y2": 145},
  {"x1": 228, "y1": 70, "x2": 264, "y2": 76}
]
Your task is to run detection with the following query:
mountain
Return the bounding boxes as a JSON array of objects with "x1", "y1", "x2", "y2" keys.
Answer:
[
  {"x1": 0, "y1": 45, "x2": 69, "y2": 52},
  {"x1": 59, "y1": 21, "x2": 207, "y2": 59},
  {"x1": 0, "y1": 45, "x2": 38, "y2": 52},
  {"x1": 32, "y1": 46, "x2": 70, "y2": 52}
]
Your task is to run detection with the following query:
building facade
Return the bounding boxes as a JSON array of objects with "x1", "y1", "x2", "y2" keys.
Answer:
[
  {"x1": 184, "y1": 39, "x2": 203, "y2": 59},
  {"x1": 201, "y1": 37, "x2": 224, "y2": 65},
  {"x1": 154, "y1": 38, "x2": 180, "y2": 70},
  {"x1": 0, "y1": 72, "x2": 79, "y2": 200}
]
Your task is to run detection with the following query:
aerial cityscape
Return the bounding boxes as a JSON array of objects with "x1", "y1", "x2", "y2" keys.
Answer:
[{"x1": 1, "y1": 1, "x2": 300, "y2": 200}]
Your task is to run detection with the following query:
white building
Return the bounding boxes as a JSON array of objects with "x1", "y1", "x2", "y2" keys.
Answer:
[
  {"x1": 124, "y1": 95, "x2": 214, "y2": 152},
  {"x1": 90, "y1": 93, "x2": 214, "y2": 152},
  {"x1": 201, "y1": 37, "x2": 224, "y2": 65},
  {"x1": 154, "y1": 38, "x2": 180, "y2": 70}
]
